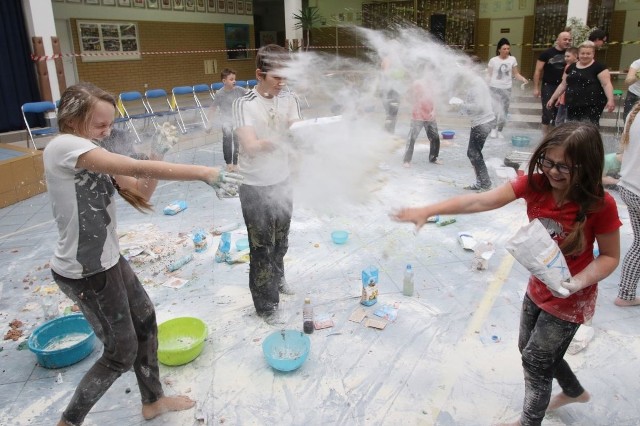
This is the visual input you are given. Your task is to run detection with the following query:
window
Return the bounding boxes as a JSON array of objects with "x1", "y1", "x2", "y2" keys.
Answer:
[
  {"x1": 77, "y1": 21, "x2": 141, "y2": 62},
  {"x1": 224, "y1": 24, "x2": 250, "y2": 60}
]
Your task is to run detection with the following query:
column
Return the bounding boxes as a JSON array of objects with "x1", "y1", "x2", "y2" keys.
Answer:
[
  {"x1": 21, "y1": 0, "x2": 60, "y2": 103},
  {"x1": 284, "y1": 0, "x2": 303, "y2": 50},
  {"x1": 567, "y1": 0, "x2": 588, "y2": 25}
]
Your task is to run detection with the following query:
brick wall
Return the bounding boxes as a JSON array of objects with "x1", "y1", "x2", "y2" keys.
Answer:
[{"x1": 71, "y1": 20, "x2": 255, "y2": 96}]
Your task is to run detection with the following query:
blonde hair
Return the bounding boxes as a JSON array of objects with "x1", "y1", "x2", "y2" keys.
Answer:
[
  {"x1": 57, "y1": 83, "x2": 153, "y2": 213},
  {"x1": 578, "y1": 40, "x2": 596, "y2": 52}
]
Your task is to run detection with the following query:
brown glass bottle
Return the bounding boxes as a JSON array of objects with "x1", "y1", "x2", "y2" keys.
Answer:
[{"x1": 303, "y1": 298, "x2": 314, "y2": 334}]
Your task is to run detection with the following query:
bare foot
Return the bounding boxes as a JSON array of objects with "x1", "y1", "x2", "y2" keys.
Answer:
[
  {"x1": 403, "y1": 162, "x2": 411, "y2": 168},
  {"x1": 615, "y1": 297, "x2": 640, "y2": 306},
  {"x1": 432, "y1": 159, "x2": 443, "y2": 165},
  {"x1": 142, "y1": 395, "x2": 195, "y2": 420},
  {"x1": 546, "y1": 391, "x2": 590, "y2": 412},
  {"x1": 56, "y1": 419, "x2": 74, "y2": 426}
]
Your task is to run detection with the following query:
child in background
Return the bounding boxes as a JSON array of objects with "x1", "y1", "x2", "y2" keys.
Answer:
[
  {"x1": 211, "y1": 68, "x2": 247, "y2": 171},
  {"x1": 393, "y1": 122, "x2": 621, "y2": 426},
  {"x1": 403, "y1": 77, "x2": 442, "y2": 167},
  {"x1": 45, "y1": 83, "x2": 241, "y2": 426},
  {"x1": 602, "y1": 152, "x2": 622, "y2": 188},
  {"x1": 554, "y1": 47, "x2": 579, "y2": 125}
]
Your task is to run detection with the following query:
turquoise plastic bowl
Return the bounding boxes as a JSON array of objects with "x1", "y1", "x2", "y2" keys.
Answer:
[
  {"x1": 262, "y1": 329, "x2": 311, "y2": 372},
  {"x1": 512, "y1": 136, "x2": 530, "y2": 147},
  {"x1": 236, "y1": 237, "x2": 249, "y2": 251},
  {"x1": 28, "y1": 313, "x2": 96, "y2": 369},
  {"x1": 157, "y1": 317, "x2": 208, "y2": 366},
  {"x1": 331, "y1": 230, "x2": 349, "y2": 244}
]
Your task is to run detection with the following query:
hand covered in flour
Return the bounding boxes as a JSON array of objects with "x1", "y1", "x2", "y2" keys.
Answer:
[
  {"x1": 559, "y1": 277, "x2": 590, "y2": 296},
  {"x1": 546, "y1": 279, "x2": 571, "y2": 298},
  {"x1": 151, "y1": 122, "x2": 180, "y2": 156},
  {"x1": 208, "y1": 171, "x2": 244, "y2": 199}
]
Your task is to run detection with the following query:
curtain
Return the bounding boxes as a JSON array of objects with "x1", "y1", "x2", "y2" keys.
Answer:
[{"x1": 0, "y1": 0, "x2": 42, "y2": 133}]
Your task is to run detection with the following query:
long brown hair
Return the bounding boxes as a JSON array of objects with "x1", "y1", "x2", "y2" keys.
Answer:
[
  {"x1": 621, "y1": 101, "x2": 640, "y2": 148},
  {"x1": 526, "y1": 122, "x2": 605, "y2": 256},
  {"x1": 57, "y1": 83, "x2": 153, "y2": 213}
]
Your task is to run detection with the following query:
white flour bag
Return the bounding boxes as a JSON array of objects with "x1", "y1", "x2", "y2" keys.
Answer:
[{"x1": 506, "y1": 219, "x2": 571, "y2": 297}]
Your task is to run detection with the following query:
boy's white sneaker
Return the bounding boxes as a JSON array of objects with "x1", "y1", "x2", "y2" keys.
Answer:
[
  {"x1": 489, "y1": 129, "x2": 497, "y2": 138},
  {"x1": 497, "y1": 131, "x2": 505, "y2": 139}
]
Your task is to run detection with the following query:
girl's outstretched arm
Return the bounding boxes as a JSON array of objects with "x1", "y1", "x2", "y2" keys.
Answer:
[{"x1": 391, "y1": 182, "x2": 517, "y2": 232}]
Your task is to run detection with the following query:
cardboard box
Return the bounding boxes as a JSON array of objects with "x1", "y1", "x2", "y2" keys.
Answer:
[{"x1": 0, "y1": 144, "x2": 46, "y2": 209}]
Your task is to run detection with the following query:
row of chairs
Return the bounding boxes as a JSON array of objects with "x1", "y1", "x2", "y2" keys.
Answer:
[{"x1": 21, "y1": 79, "x2": 259, "y2": 148}]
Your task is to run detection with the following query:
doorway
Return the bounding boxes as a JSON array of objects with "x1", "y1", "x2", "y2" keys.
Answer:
[
  {"x1": 489, "y1": 18, "x2": 524, "y2": 64},
  {"x1": 55, "y1": 19, "x2": 77, "y2": 88}
]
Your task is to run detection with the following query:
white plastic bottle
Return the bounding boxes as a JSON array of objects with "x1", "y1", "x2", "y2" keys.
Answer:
[{"x1": 403, "y1": 264, "x2": 414, "y2": 296}]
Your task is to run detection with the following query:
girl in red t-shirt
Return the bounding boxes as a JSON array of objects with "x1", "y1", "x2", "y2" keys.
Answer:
[{"x1": 392, "y1": 122, "x2": 621, "y2": 426}]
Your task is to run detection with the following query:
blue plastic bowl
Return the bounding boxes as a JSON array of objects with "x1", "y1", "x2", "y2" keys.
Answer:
[
  {"x1": 512, "y1": 136, "x2": 530, "y2": 147},
  {"x1": 236, "y1": 237, "x2": 249, "y2": 251},
  {"x1": 28, "y1": 313, "x2": 96, "y2": 369},
  {"x1": 331, "y1": 230, "x2": 349, "y2": 244},
  {"x1": 441, "y1": 130, "x2": 455, "y2": 139},
  {"x1": 262, "y1": 329, "x2": 311, "y2": 372}
]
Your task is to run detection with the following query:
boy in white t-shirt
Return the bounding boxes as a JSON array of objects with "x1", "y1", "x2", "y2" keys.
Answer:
[
  {"x1": 233, "y1": 44, "x2": 303, "y2": 324},
  {"x1": 487, "y1": 38, "x2": 528, "y2": 139}
]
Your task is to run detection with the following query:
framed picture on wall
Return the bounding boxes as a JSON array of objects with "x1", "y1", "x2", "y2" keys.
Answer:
[
  {"x1": 173, "y1": 0, "x2": 184, "y2": 10},
  {"x1": 217, "y1": 0, "x2": 225, "y2": 13},
  {"x1": 226, "y1": 0, "x2": 234, "y2": 14},
  {"x1": 236, "y1": 0, "x2": 243, "y2": 14},
  {"x1": 185, "y1": 0, "x2": 195, "y2": 11},
  {"x1": 85, "y1": 0, "x2": 100, "y2": 4},
  {"x1": 207, "y1": 0, "x2": 216, "y2": 12},
  {"x1": 160, "y1": 0, "x2": 171, "y2": 9},
  {"x1": 133, "y1": 0, "x2": 145, "y2": 7},
  {"x1": 196, "y1": 0, "x2": 205, "y2": 12},
  {"x1": 245, "y1": 1, "x2": 252, "y2": 15},
  {"x1": 102, "y1": 0, "x2": 116, "y2": 5},
  {"x1": 118, "y1": 0, "x2": 131, "y2": 6},
  {"x1": 147, "y1": 0, "x2": 158, "y2": 8}
]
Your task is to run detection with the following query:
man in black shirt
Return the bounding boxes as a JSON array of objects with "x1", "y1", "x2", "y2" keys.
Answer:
[{"x1": 533, "y1": 31, "x2": 573, "y2": 134}]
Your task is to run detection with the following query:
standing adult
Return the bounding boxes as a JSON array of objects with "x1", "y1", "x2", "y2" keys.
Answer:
[
  {"x1": 622, "y1": 58, "x2": 640, "y2": 122},
  {"x1": 233, "y1": 44, "x2": 302, "y2": 324},
  {"x1": 588, "y1": 28, "x2": 607, "y2": 48},
  {"x1": 533, "y1": 31, "x2": 573, "y2": 134},
  {"x1": 615, "y1": 102, "x2": 640, "y2": 306},
  {"x1": 547, "y1": 41, "x2": 615, "y2": 127},
  {"x1": 487, "y1": 38, "x2": 529, "y2": 139}
]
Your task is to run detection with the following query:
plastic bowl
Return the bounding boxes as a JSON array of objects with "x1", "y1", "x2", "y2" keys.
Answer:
[
  {"x1": 157, "y1": 317, "x2": 208, "y2": 366},
  {"x1": 235, "y1": 237, "x2": 249, "y2": 251},
  {"x1": 28, "y1": 313, "x2": 96, "y2": 369},
  {"x1": 331, "y1": 230, "x2": 349, "y2": 244},
  {"x1": 262, "y1": 329, "x2": 311, "y2": 372},
  {"x1": 512, "y1": 136, "x2": 530, "y2": 147},
  {"x1": 441, "y1": 130, "x2": 455, "y2": 139}
]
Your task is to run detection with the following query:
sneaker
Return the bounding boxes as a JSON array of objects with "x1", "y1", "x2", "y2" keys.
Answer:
[
  {"x1": 489, "y1": 129, "x2": 497, "y2": 138},
  {"x1": 463, "y1": 183, "x2": 491, "y2": 192},
  {"x1": 279, "y1": 279, "x2": 295, "y2": 295},
  {"x1": 497, "y1": 131, "x2": 505, "y2": 139}
]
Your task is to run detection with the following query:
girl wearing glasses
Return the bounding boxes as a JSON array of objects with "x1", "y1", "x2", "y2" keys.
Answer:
[{"x1": 392, "y1": 122, "x2": 621, "y2": 425}]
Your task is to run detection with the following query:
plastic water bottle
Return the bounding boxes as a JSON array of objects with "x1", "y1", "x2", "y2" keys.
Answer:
[
  {"x1": 303, "y1": 298, "x2": 314, "y2": 334},
  {"x1": 403, "y1": 264, "x2": 414, "y2": 296}
]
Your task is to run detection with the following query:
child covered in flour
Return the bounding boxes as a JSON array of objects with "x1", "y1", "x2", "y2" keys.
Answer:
[{"x1": 392, "y1": 122, "x2": 621, "y2": 425}]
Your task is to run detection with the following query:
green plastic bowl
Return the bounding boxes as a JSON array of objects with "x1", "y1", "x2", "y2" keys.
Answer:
[{"x1": 157, "y1": 317, "x2": 208, "y2": 366}]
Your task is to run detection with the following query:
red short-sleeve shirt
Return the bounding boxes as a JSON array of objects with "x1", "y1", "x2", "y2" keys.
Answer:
[{"x1": 511, "y1": 174, "x2": 621, "y2": 323}]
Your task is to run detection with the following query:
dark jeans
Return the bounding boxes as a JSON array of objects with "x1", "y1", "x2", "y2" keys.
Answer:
[
  {"x1": 239, "y1": 180, "x2": 292, "y2": 315},
  {"x1": 403, "y1": 119, "x2": 440, "y2": 163},
  {"x1": 52, "y1": 256, "x2": 163, "y2": 425},
  {"x1": 383, "y1": 89, "x2": 401, "y2": 133},
  {"x1": 467, "y1": 121, "x2": 493, "y2": 189},
  {"x1": 518, "y1": 294, "x2": 584, "y2": 426},
  {"x1": 490, "y1": 87, "x2": 511, "y2": 131},
  {"x1": 222, "y1": 124, "x2": 239, "y2": 165},
  {"x1": 623, "y1": 91, "x2": 640, "y2": 123},
  {"x1": 541, "y1": 83, "x2": 559, "y2": 125}
]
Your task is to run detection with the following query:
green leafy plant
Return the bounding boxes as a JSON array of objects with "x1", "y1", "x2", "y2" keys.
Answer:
[{"x1": 292, "y1": 7, "x2": 323, "y2": 51}]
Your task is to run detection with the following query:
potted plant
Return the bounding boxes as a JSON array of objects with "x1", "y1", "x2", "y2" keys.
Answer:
[{"x1": 292, "y1": 7, "x2": 323, "y2": 51}]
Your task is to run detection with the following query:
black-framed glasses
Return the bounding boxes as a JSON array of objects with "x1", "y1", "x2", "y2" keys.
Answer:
[{"x1": 537, "y1": 157, "x2": 576, "y2": 174}]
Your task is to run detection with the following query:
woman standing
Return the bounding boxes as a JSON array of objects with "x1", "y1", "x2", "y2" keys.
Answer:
[
  {"x1": 487, "y1": 38, "x2": 528, "y2": 139},
  {"x1": 615, "y1": 102, "x2": 640, "y2": 306},
  {"x1": 547, "y1": 41, "x2": 615, "y2": 126},
  {"x1": 622, "y1": 57, "x2": 640, "y2": 122}
]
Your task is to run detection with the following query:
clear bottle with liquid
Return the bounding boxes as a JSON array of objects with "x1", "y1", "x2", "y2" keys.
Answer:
[
  {"x1": 303, "y1": 298, "x2": 314, "y2": 334},
  {"x1": 403, "y1": 264, "x2": 414, "y2": 296}
]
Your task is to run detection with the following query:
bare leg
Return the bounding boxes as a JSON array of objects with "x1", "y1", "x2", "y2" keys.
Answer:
[
  {"x1": 141, "y1": 395, "x2": 195, "y2": 420},
  {"x1": 546, "y1": 390, "x2": 591, "y2": 412},
  {"x1": 615, "y1": 297, "x2": 640, "y2": 306}
]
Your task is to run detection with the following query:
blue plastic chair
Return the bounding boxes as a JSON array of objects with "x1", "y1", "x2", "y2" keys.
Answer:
[
  {"x1": 118, "y1": 91, "x2": 156, "y2": 136},
  {"x1": 144, "y1": 89, "x2": 178, "y2": 130},
  {"x1": 21, "y1": 101, "x2": 58, "y2": 149},
  {"x1": 247, "y1": 79, "x2": 258, "y2": 89},
  {"x1": 211, "y1": 82, "x2": 224, "y2": 94},
  {"x1": 235, "y1": 80, "x2": 248, "y2": 90},
  {"x1": 171, "y1": 86, "x2": 208, "y2": 132}
]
